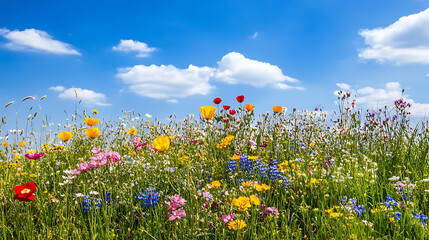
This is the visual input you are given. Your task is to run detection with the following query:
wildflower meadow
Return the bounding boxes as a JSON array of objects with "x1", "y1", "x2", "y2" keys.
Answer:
[{"x1": 2, "y1": 92, "x2": 429, "y2": 239}]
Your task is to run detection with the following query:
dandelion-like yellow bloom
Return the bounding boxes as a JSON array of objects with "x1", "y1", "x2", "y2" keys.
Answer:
[
  {"x1": 273, "y1": 105, "x2": 283, "y2": 113},
  {"x1": 254, "y1": 183, "x2": 270, "y2": 191},
  {"x1": 92, "y1": 109, "x2": 98, "y2": 116},
  {"x1": 227, "y1": 219, "x2": 247, "y2": 230},
  {"x1": 124, "y1": 126, "x2": 138, "y2": 135},
  {"x1": 232, "y1": 197, "x2": 251, "y2": 211},
  {"x1": 85, "y1": 127, "x2": 100, "y2": 139},
  {"x1": 241, "y1": 181, "x2": 254, "y2": 188},
  {"x1": 84, "y1": 117, "x2": 100, "y2": 126},
  {"x1": 152, "y1": 136, "x2": 170, "y2": 152},
  {"x1": 250, "y1": 195, "x2": 260, "y2": 205},
  {"x1": 210, "y1": 180, "x2": 221, "y2": 188},
  {"x1": 58, "y1": 131, "x2": 73, "y2": 142},
  {"x1": 200, "y1": 106, "x2": 216, "y2": 120},
  {"x1": 3, "y1": 142, "x2": 9, "y2": 147},
  {"x1": 18, "y1": 141, "x2": 26, "y2": 147},
  {"x1": 217, "y1": 135, "x2": 235, "y2": 149}
]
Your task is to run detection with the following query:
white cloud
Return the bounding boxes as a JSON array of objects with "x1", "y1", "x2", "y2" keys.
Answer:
[
  {"x1": 116, "y1": 64, "x2": 215, "y2": 100},
  {"x1": 426, "y1": 73, "x2": 429, "y2": 77},
  {"x1": 49, "y1": 86, "x2": 65, "y2": 92},
  {"x1": 358, "y1": 8, "x2": 429, "y2": 64},
  {"x1": 335, "y1": 82, "x2": 429, "y2": 116},
  {"x1": 0, "y1": 28, "x2": 80, "y2": 55},
  {"x1": 167, "y1": 99, "x2": 179, "y2": 103},
  {"x1": 117, "y1": 52, "x2": 301, "y2": 101},
  {"x1": 336, "y1": 83, "x2": 351, "y2": 90},
  {"x1": 112, "y1": 39, "x2": 156, "y2": 58},
  {"x1": 214, "y1": 52, "x2": 300, "y2": 89},
  {"x1": 50, "y1": 86, "x2": 110, "y2": 106},
  {"x1": 251, "y1": 32, "x2": 258, "y2": 39}
]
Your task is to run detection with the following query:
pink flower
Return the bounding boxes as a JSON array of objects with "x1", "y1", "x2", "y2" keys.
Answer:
[
  {"x1": 132, "y1": 137, "x2": 141, "y2": 144},
  {"x1": 25, "y1": 152, "x2": 44, "y2": 160},
  {"x1": 169, "y1": 202, "x2": 179, "y2": 211},
  {"x1": 168, "y1": 195, "x2": 186, "y2": 205},
  {"x1": 91, "y1": 146, "x2": 101, "y2": 154},
  {"x1": 221, "y1": 213, "x2": 236, "y2": 223},
  {"x1": 168, "y1": 209, "x2": 186, "y2": 221}
]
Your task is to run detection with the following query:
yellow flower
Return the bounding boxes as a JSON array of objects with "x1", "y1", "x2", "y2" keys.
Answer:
[
  {"x1": 310, "y1": 178, "x2": 318, "y2": 184},
  {"x1": 58, "y1": 131, "x2": 73, "y2": 142},
  {"x1": 227, "y1": 219, "x2": 247, "y2": 230},
  {"x1": 250, "y1": 195, "x2": 260, "y2": 205},
  {"x1": 152, "y1": 136, "x2": 170, "y2": 152},
  {"x1": 232, "y1": 197, "x2": 251, "y2": 211},
  {"x1": 245, "y1": 104, "x2": 255, "y2": 111},
  {"x1": 210, "y1": 180, "x2": 221, "y2": 188},
  {"x1": 84, "y1": 117, "x2": 100, "y2": 126},
  {"x1": 124, "y1": 126, "x2": 138, "y2": 135},
  {"x1": 273, "y1": 105, "x2": 283, "y2": 113},
  {"x1": 92, "y1": 109, "x2": 98, "y2": 116},
  {"x1": 3, "y1": 142, "x2": 9, "y2": 147},
  {"x1": 254, "y1": 183, "x2": 270, "y2": 191},
  {"x1": 85, "y1": 127, "x2": 100, "y2": 139},
  {"x1": 330, "y1": 212, "x2": 343, "y2": 218},
  {"x1": 30, "y1": 174, "x2": 38, "y2": 178},
  {"x1": 241, "y1": 181, "x2": 254, "y2": 188},
  {"x1": 18, "y1": 141, "x2": 26, "y2": 147},
  {"x1": 200, "y1": 105, "x2": 216, "y2": 119}
]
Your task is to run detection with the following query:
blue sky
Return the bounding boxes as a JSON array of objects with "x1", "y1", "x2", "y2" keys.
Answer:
[{"x1": 1, "y1": 0, "x2": 429, "y2": 129}]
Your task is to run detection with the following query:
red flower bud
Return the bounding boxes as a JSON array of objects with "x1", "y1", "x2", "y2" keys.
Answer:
[
  {"x1": 229, "y1": 110, "x2": 236, "y2": 115},
  {"x1": 236, "y1": 95, "x2": 245, "y2": 103},
  {"x1": 223, "y1": 105, "x2": 231, "y2": 110},
  {"x1": 213, "y1": 97, "x2": 222, "y2": 105}
]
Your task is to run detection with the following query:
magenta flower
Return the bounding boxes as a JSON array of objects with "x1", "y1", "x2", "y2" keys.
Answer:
[
  {"x1": 25, "y1": 152, "x2": 45, "y2": 160},
  {"x1": 168, "y1": 209, "x2": 186, "y2": 221},
  {"x1": 132, "y1": 137, "x2": 141, "y2": 144}
]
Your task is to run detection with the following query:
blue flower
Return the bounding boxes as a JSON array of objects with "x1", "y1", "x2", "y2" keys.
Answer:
[
  {"x1": 138, "y1": 188, "x2": 159, "y2": 208},
  {"x1": 393, "y1": 212, "x2": 401, "y2": 220}
]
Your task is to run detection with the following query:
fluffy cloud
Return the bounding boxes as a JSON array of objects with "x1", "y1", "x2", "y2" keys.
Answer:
[
  {"x1": 112, "y1": 39, "x2": 156, "y2": 58},
  {"x1": 49, "y1": 86, "x2": 65, "y2": 92},
  {"x1": 116, "y1": 64, "x2": 215, "y2": 99},
  {"x1": 358, "y1": 8, "x2": 429, "y2": 64},
  {"x1": 50, "y1": 86, "x2": 110, "y2": 106},
  {"x1": 336, "y1": 83, "x2": 351, "y2": 91},
  {"x1": 0, "y1": 28, "x2": 80, "y2": 55},
  {"x1": 335, "y1": 82, "x2": 429, "y2": 116},
  {"x1": 214, "y1": 52, "x2": 300, "y2": 89},
  {"x1": 117, "y1": 52, "x2": 301, "y2": 102}
]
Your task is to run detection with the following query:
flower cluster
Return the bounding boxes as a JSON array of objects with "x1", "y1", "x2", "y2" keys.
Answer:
[
  {"x1": 217, "y1": 135, "x2": 235, "y2": 149},
  {"x1": 138, "y1": 188, "x2": 159, "y2": 208},
  {"x1": 66, "y1": 151, "x2": 123, "y2": 175},
  {"x1": 165, "y1": 195, "x2": 187, "y2": 221}
]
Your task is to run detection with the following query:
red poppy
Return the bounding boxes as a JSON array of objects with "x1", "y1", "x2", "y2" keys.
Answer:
[
  {"x1": 213, "y1": 97, "x2": 222, "y2": 105},
  {"x1": 236, "y1": 95, "x2": 245, "y2": 103},
  {"x1": 229, "y1": 110, "x2": 236, "y2": 115},
  {"x1": 223, "y1": 105, "x2": 231, "y2": 110},
  {"x1": 14, "y1": 182, "x2": 36, "y2": 202}
]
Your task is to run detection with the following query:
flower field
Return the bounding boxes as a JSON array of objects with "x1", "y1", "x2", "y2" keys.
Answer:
[{"x1": 2, "y1": 93, "x2": 429, "y2": 239}]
